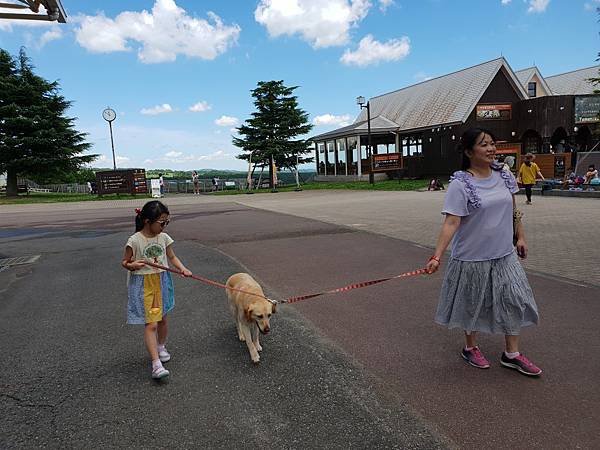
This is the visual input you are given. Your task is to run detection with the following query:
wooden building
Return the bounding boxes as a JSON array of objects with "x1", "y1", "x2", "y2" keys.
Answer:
[{"x1": 310, "y1": 58, "x2": 600, "y2": 180}]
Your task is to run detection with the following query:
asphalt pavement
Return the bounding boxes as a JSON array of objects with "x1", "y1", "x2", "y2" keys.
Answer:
[{"x1": 1, "y1": 194, "x2": 599, "y2": 449}]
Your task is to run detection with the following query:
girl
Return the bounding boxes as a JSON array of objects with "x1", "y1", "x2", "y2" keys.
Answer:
[
  {"x1": 122, "y1": 200, "x2": 191, "y2": 379},
  {"x1": 426, "y1": 128, "x2": 542, "y2": 377},
  {"x1": 517, "y1": 153, "x2": 544, "y2": 205}
]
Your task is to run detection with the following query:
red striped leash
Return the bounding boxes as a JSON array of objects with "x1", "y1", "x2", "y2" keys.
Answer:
[{"x1": 142, "y1": 261, "x2": 429, "y2": 305}]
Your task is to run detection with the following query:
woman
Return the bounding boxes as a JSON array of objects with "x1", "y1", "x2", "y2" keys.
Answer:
[
  {"x1": 426, "y1": 128, "x2": 542, "y2": 377},
  {"x1": 517, "y1": 153, "x2": 544, "y2": 205},
  {"x1": 584, "y1": 164, "x2": 599, "y2": 185},
  {"x1": 192, "y1": 170, "x2": 200, "y2": 194}
]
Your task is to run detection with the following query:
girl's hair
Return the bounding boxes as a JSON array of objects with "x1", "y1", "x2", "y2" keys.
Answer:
[
  {"x1": 456, "y1": 128, "x2": 498, "y2": 171},
  {"x1": 135, "y1": 200, "x2": 170, "y2": 232}
]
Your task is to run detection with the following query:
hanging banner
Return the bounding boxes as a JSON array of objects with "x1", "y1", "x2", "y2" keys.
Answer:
[{"x1": 151, "y1": 179, "x2": 161, "y2": 198}]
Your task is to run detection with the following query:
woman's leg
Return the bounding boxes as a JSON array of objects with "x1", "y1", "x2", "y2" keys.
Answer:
[
  {"x1": 144, "y1": 322, "x2": 159, "y2": 361},
  {"x1": 505, "y1": 334, "x2": 519, "y2": 353},
  {"x1": 465, "y1": 331, "x2": 477, "y2": 348},
  {"x1": 157, "y1": 315, "x2": 168, "y2": 346}
]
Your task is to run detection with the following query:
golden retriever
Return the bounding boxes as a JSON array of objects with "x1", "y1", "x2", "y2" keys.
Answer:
[{"x1": 225, "y1": 273, "x2": 277, "y2": 364}]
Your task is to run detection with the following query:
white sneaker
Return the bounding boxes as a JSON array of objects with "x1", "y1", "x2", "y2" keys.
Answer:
[
  {"x1": 158, "y1": 347, "x2": 171, "y2": 363},
  {"x1": 151, "y1": 365, "x2": 170, "y2": 379}
]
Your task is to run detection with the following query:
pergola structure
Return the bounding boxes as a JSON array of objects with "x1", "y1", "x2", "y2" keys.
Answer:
[{"x1": 0, "y1": 0, "x2": 66, "y2": 23}]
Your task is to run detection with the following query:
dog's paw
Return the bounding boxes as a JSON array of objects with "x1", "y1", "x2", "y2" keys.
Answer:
[
  {"x1": 238, "y1": 334, "x2": 246, "y2": 342},
  {"x1": 251, "y1": 353, "x2": 260, "y2": 364},
  {"x1": 255, "y1": 343, "x2": 263, "y2": 352}
]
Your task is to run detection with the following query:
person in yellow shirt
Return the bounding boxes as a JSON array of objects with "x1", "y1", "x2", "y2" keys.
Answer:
[{"x1": 518, "y1": 153, "x2": 545, "y2": 204}]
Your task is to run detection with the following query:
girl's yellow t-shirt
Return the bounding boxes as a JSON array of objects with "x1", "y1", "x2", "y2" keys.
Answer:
[{"x1": 519, "y1": 163, "x2": 540, "y2": 184}]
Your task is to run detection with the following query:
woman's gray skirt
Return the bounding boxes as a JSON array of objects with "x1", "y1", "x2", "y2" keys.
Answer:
[{"x1": 434, "y1": 251, "x2": 538, "y2": 335}]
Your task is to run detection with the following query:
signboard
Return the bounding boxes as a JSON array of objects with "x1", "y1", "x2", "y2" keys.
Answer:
[
  {"x1": 574, "y1": 95, "x2": 600, "y2": 124},
  {"x1": 494, "y1": 143, "x2": 521, "y2": 175},
  {"x1": 373, "y1": 153, "x2": 402, "y2": 171},
  {"x1": 96, "y1": 169, "x2": 148, "y2": 195},
  {"x1": 476, "y1": 104, "x2": 512, "y2": 121}
]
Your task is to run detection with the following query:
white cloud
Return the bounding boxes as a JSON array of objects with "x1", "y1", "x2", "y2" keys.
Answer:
[
  {"x1": 501, "y1": 0, "x2": 511, "y2": 5},
  {"x1": 215, "y1": 115, "x2": 239, "y2": 127},
  {"x1": 116, "y1": 156, "x2": 130, "y2": 164},
  {"x1": 527, "y1": 0, "x2": 549, "y2": 13},
  {"x1": 313, "y1": 114, "x2": 352, "y2": 127},
  {"x1": 584, "y1": 0, "x2": 600, "y2": 11},
  {"x1": 189, "y1": 101, "x2": 211, "y2": 112},
  {"x1": 140, "y1": 104, "x2": 173, "y2": 115},
  {"x1": 165, "y1": 150, "x2": 183, "y2": 158},
  {"x1": 379, "y1": 0, "x2": 394, "y2": 11},
  {"x1": 74, "y1": 0, "x2": 241, "y2": 63},
  {"x1": 254, "y1": 0, "x2": 371, "y2": 48},
  {"x1": 414, "y1": 71, "x2": 432, "y2": 82},
  {"x1": 29, "y1": 27, "x2": 63, "y2": 49},
  {"x1": 198, "y1": 150, "x2": 234, "y2": 161},
  {"x1": 340, "y1": 34, "x2": 410, "y2": 67}
]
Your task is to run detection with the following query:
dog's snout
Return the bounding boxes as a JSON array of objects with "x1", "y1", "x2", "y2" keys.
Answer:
[{"x1": 262, "y1": 326, "x2": 270, "y2": 334}]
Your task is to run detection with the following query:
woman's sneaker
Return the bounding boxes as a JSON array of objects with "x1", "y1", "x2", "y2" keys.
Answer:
[
  {"x1": 500, "y1": 353, "x2": 542, "y2": 376},
  {"x1": 461, "y1": 346, "x2": 490, "y2": 369},
  {"x1": 151, "y1": 365, "x2": 170, "y2": 380}
]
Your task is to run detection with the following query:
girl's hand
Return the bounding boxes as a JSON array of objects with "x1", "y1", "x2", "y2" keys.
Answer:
[
  {"x1": 516, "y1": 238, "x2": 528, "y2": 259},
  {"x1": 128, "y1": 260, "x2": 146, "y2": 271},
  {"x1": 426, "y1": 258, "x2": 440, "y2": 274},
  {"x1": 181, "y1": 268, "x2": 192, "y2": 277}
]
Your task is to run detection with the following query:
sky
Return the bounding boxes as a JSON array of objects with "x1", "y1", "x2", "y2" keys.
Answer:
[{"x1": 0, "y1": 0, "x2": 598, "y2": 171}]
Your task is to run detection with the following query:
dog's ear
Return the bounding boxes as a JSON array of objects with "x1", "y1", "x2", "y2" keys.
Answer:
[{"x1": 244, "y1": 306, "x2": 252, "y2": 322}]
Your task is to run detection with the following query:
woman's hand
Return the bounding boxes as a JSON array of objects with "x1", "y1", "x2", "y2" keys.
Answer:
[
  {"x1": 516, "y1": 238, "x2": 528, "y2": 259},
  {"x1": 181, "y1": 268, "x2": 192, "y2": 277},
  {"x1": 426, "y1": 256, "x2": 441, "y2": 274}
]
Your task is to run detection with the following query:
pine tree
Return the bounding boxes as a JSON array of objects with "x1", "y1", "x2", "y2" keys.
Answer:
[
  {"x1": 233, "y1": 80, "x2": 313, "y2": 189},
  {"x1": 0, "y1": 48, "x2": 96, "y2": 196}
]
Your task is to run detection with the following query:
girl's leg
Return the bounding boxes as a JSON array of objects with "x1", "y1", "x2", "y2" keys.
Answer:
[
  {"x1": 505, "y1": 334, "x2": 519, "y2": 353},
  {"x1": 464, "y1": 331, "x2": 478, "y2": 348},
  {"x1": 157, "y1": 315, "x2": 168, "y2": 346},
  {"x1": 144, "y1": 322, "x2": 159, "y2": 361}
]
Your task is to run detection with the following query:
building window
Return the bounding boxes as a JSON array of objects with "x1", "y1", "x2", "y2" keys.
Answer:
[
  {"x1": 401, "y1": 135, "x2": 422, "y2": 156},
  {"x1": 527, "y1": 82, "x2": 537, "y2": 98}
]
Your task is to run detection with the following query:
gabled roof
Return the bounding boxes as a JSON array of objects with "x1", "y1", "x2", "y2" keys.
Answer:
[
  {"x1": 311, "y1": 57, "x2": 527, "y2": 141},
  {"x1": 514, "y1": 66, "x2": 553, "y2": 95},
  {"x1": 545, "y1": 66, "x2": 599, "y2": 95},
  {"x1": 357, "y1": 57, "x2": 527, "y2": 131}
]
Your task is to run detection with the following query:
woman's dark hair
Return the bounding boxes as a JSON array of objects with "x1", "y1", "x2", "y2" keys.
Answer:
[
  {"x1": 456, "y1": 128, "x2": 497, "y2": 171},
  {"x1": 589, "y1": 164, "x2": 596, "y2": 170},
  {"x1": 135, "y1": 200, "x2": 170, "y2": 232}
]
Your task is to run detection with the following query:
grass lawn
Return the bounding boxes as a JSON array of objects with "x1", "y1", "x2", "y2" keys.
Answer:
[
  {"x1": 0, "y1": 192, "x2": 142, "y2": 205},
  {"x1": 0, "y1": 179, "x2": 430, "y2": 203},
  {"x1": 214, "y1": 179, "x2": 430, "y2": 195}
]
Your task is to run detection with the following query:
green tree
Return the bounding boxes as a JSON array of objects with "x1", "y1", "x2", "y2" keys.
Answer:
[
  {"x1": 233, "y1": 80, "x2": 313, "y2": 189},
  {"x1": 0, "y1": 48, "x2": 96, "y2": 196}
]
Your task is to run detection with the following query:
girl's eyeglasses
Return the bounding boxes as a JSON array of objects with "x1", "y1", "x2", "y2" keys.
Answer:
[{"x1": 156, "y1": 219, "x2": 170, "y2": 227}]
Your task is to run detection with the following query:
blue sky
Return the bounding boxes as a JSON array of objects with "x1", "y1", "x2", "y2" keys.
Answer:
[{"x1": 0, "y1": 0, "x2": 598, "y2": 170}]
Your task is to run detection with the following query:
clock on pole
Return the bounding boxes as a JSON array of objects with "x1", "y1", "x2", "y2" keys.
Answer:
[{"x1": 102, "y1": 107, "x2": 117, "y2": 169}]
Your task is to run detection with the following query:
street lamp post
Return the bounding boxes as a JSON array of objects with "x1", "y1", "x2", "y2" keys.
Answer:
[
  {"x1": 356, "y1": 96, "x2": 374, "y2": 184},
  {"x1": 102, "y1": 107, "x2": 117, "y2": 170}
]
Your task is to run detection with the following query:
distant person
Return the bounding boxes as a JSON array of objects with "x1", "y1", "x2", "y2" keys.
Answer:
[
  {"x1": 517, "y1": 153, "x2": 544, "y2": 205},
  {"x1": 502, "y1": 155, "x2": 515, "y2": 172},
  {"x1": 212, "y1": 177, "x2": 219, "y2": 192},
  {"x1": 159, "y1": 174, "x2": 165, "y2": 196},
  {"x1": 192, "y1": 170, "x2": 200, "y2": 195},
  {"x1": 584, "y1": 164, "x2": 599, "y2": 185},
  {"x1": 426, "y1": 128, "x2": 541, "y2": 377},
  {"x1": 428, "y1": 178, "x2": 445, "y2": 191},
  {"x1": 122, "y1": 201, "x2": 192, "y2": 380},
  {"x1": 87, "y1": 181, "x2": 93, "y2": 194}
]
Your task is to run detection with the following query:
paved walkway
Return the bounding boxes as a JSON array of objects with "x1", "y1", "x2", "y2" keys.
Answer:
[{"x1": 2, "y1": 190, "x2": 597, "y2": 285}]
